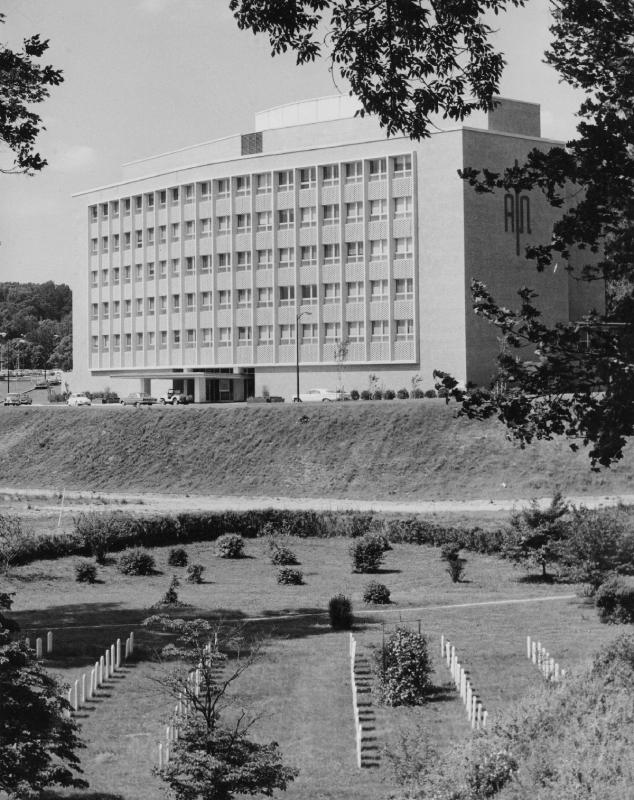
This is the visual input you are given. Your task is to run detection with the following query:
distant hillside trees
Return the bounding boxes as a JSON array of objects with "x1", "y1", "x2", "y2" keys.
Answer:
[{"x1": 0, "y1": 281, "x2": 72, "y2": 371}]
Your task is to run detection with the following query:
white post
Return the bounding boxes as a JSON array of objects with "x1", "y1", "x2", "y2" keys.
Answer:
[
  {"x1": 129, "y1": 631, "x2": 135, "y2": 654},
  {"x1": 537, "y1": 642, "x2": 542, "y2": 667},
  {"x1": 116, "y1": 638, "x2": 122, "y2": 669},
  {"x1": 47, "y1": 631, "x2": 53, "y2": 654},
  {"x1": 110, "y1": 644, "x2": 116, "y2": 674},
  {"x1": 66, "y1": 688, "x2": 73, "y2": 717},
  {"x1": 440, "y1": 634, "x2": 445, "y2": 657},
  {"x1": 526, "y1": 635, "x2": 531, "y2": 659},
  {"x1": 554, "y1": 662, "x2": 560, "y2": 681},
  {"x1": 105, "y1": 649, "x2": 110, "y2": 679},
  {"x1": 471, "y1": 694, "x2": 477, "y2": 728},
  {"x1": 25, "y1": 636, "x2": 30, "y2": 650},
  {"x1": 99, "y1": 656, "x2": 104, "y2": 685},
  {"x1": 81, "y1": 673, "x2": 86, "y2": 705},
  {"x1": 165, "y1": 742, "x2": 170, "y2": 765},
  {"x1": 36, "y1": 638, "x2": 43, "y2": 659},
  {"x1": 482, "y1": 710, "x2": 488, "y2": 728},
  {"x1": 476, "y1": 702, "x2": 482, "y2": 729},
  {"x1": 95, "y1": 660, "x2": 101, "y2": 688},
  {"x1": 125, "y1": 638, "x2": 130, "y2": 660},
  {"x1": 87, "y1": 669, "x2": 93, "y2": 701},
  {"x1": 73, "y1": 680, "x2": 79, "y2": 711},
  {"x1": 460, "y1": 668, "x2": 466, "y2": 701},
  {"x1": 531, "y1": 640, "x2": 537, "y2": 664},
  {"x1": 158, "y1": 742, "x2": 163, "y2": 769},
  {"x1": 466, "y1": 684, "x2": 472, "y2": 718}
]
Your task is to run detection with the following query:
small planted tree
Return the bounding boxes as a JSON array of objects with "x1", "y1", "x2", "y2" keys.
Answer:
[
  {"x1": 350, "y1": 534, "x2": 385, "y2": 573},
  {"x1": 440, "y1": 543, "x2": 466, "y2": 583},
  {"x1": 504, "y1": 493, "x2": 570, "y2": 579},
  {"x1": 377, "y1": 627, "x2": 433, "y2": 706},
  {"x1": 167, "y1": 547, "x2": 189, "y2": 567},
  {"x1": 216, "y1": 534, "x2": 245, "y2": 559},
  {"x1": 328, "y1": 594, "x2": 353, "y2": 630}
]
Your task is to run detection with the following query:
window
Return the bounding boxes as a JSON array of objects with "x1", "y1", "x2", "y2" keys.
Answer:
[
  {"x1": 301, "y1": 322, "x2": 318, "y2": 343},
  {"x1": 257, "y1": 211, "x2": 272, "y2": 231},
  {"x1": 370, "y1": 199, "x2": 386, "y2": 221},
  {"x1": 217, "y1": 252, "x2": 231, "y2": 271},
  {"x1": 159, "y1": 330, "x2": 168, "y2": 347},
  {"x1": 322, "y1": 164, "x2": 339, "y2": 186},
  {"x1": 323, "y1": 243, "x2": 340, "y2": 265},
  {"x1": 218, "y1": 327, "x2": 232, "y2": 347},
  {"x1": 257, "y1": 287, "x2": 273, "y2": 307},
  {"x1": 113, "y1": 300, "x2": 120, "y2": 317},
  {"x1": 158, "y1": 191, "x2": 166, "y2": 208},
  {"x1": 201, "y1": 328, "x2": 213, "y2": 346},
  {"x1": 300, "y1": 206, "x2": 316, "y2": 228},
  {"x1": 394, "y1": 237, "x2": 413, "y2": 259},
  {"x1": 185, "y1": 220, "x2": 195, "y2": 240},
  {"x1": 159, "y1": 260, "x2": 167, "y2": 277},
  {"x1": 200, "y1": 181, "x2": 211, "y2": 200},
  {"x1": 256, "y1": 173, "x2": 271, "y2": 194},
  {"x1": 123, "y1": 232, "x2": 131, "y2": 250},
  {"x1": 324, "y1": 321, "x2": 341, "y2": 341},
  {"x1": 278, "y1": 247, "x2": 294, "y2": 268},
  {"x1": 171, "y1": 222, "x2": 180, "y2": 242},
  {"x1": 147, "y1": 262, "x2": 155, "y2": 279},
  {"x1": 159, "y1": 295, "x2": 167, "y2": 314},
  {"x1": 124, "y1": 333, "x2": 132, "y2": 351},
  {"x1": 235, "y1": 175, "x2": 250, "y2": 196},
  {"x1": 369, "y1": 239, "x2": 388, "y2": 262},
  {"x1": 393, "y1": 154, "x2": 412, "y2": 177},
  {"x1": 185, "y1": 256, "x2": 195, "y2": 273},
  {"x1": 394, "y1": 196, "x2": 412, "y2": 218},
  {"x1": 90, "y1": 206, "x2": 98, "y2": 221},
  {"x1": 322, "y1": 204, "x2": 339, "y2": 226},
  {"x1": 124, "y1": 198, "x2": 131, "y2": 215},
  {"x1": 347, "y1": 281, "x2": 364, "y2": 302},
  {"x1": 156, "y1": 225, "x2": 165, "y2": 245},
  {"x1": 91, "y1": 270, "x2": 98, "y2": 287},
  {"x1": 171, "y1": 258, "x2": 180, "y2": 276},
  {"x1": 171, "y1": 187, "x2": 179, "y2": 205},
  {"x1": 395, "y1": 318, "x2": 414, "y2": 340},
  {"x1": 217, "y1": 215, "x2": 230, "y2": 234},
  {"x1": 299, "y1": 167, "x2": 316, "y2": 189},
  {"x1": 199, "y1": 218, "x2": 212, "y2": 237},
  {"x1": 236, "y1": 213, "x2": 251, "y2": 233},
  {"x1": 395, "y1": 278, "x2": 414, "y2": 300},
  {"x1": 184, "y1": 184, "x2": 194, "y2": 204},
  {"x1": 279, "y1": 285, "x2": 295, "y2": 306},
  {"x1": 368, "y1": 158, "x2": 387, "y2": 181},
  {"x1": 200, "y1": 291, "x2": 212, "y2": 310},
  {"x1": 257, "y1": 325, "x2": 273, "y2": 344},
  {"x1": 257, "y1": 249, "x2": 272, "y2": 269},
  {"x1": 147, "y1": 297, "x2": 155, "y2": 314},
  {"x1": 135, "y1": 230, "x2": 143, "y2": 248},
  {"x1": 218, "y1": 289, "x2": 231, "y2": 309},
  {"x1": 90, "y1": 238, "x2": 98, "y2": 254},
  {"x1": 346, "y1": 242, "x2": 364, "y2": 263},
  {"x1": 113, "y1": 234, "x2": 120, "y2": 252},
  {"x1": 147, "y1": 331, "x2": 155, "y2": 348},
  {"x1": 135, "y1": 332, "x2": 143, "y2": 349},
  {"x1": 111, "y1": 200, "x2": 119, "y2": 217},
  {"x1": 113, "y1": 333, "x2": 121, "y2": 351},
  {"x1": 101, "y1": 268, "x2": 109, "y2": 285},
  {"x1": 345, "y1": 161, "x2": 362, "y2": 183},
  {"x1": 346, "y1": 202, "x2": 363, "y2": 223},
  {"x1": 277, "y1": 170, "x2": 294, "y2": 191},
  {"x1": 124, "y1": 266, "x2": 131, "y2": 283},
  {"x1": 371, "y1": 320, "x2": 389, "y2": 341},
  {"x1": 186, "y1": 328, "x2": 196, "y2": 345},
  {"x1": 102, "y1": 302, "x2": 110, "y2": 319},
  {"x1": 146, "y1": 193, "x2": 155, "y2": 209},
  {"x1": 101, "y1": 202, "x2": 109, "y2": 218},
  {"x1": 300, "y1": 245, "x2": 317, "y2": 266},
  {"x1": 217, "y1": 179, "x2": 230, "y2": 197},
  {"x1": 200, "y1": 254, "x2": 211, "y2": 273},
  {"x1": 370, "y1": 279, "x2": 388, "y2": 300},
  {"x1": 323, "y1": 282, "x2": 340, "y2": 304},
  {"x1": 134, "y1": 195, "x2": 142, "y2": 212},
  {"x1": 102, "y1": 236, "x2": 109, "y2": 253},
  {"x1": 91, "y1": 303, "x2": 98, "y2": 320},
  {"x1": 236, "y1": 251, "x2": 251, "y2": 271},
  {"x1": 172, "y1": 294, "x2": 180, "y2": 311},
  {"x1": 347, "y1": 320, "x2": 365, "y2": 342},
  {"x1": 237, "y1": 288, "x2": 252, "y2": 308},
  {"x1": 136, "y1": 298, "x2": 143, "y2": 316},
  {"x1": 91, "y1": 336, "x2": 98, "y2": 352},
  {"x1": 279, "y1": 323, "x2": 295, "y2": 344},
  {"x1": 173, "y1": 329, "x2": 181, "y2": 345},
  {"x1": 102, "y1": 334, "x2": 110, "y2": 349},
  {"x1": 278, "y1": 209, "x2": 294, "y2": 229},
  {"x1": 237, "y1": 326, "x2": 252, "y2": 345},
  {"x1": 186, "y1": 293, "x2": 195, "y2": 311},
  {"x1": 301, "y1": 284, "x2": 318, "y2": 305}
]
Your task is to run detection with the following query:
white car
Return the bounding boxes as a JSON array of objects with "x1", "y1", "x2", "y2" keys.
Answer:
[
  {"x1": 292, "y1": 388, "x2": 345, "y2": 403},
  {"x1": 67, "y1": 392, "x2": 92, "y2": 407}
]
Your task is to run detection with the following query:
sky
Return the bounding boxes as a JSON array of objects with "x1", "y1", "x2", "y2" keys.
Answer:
[{"x1": 0, "y1": 0, "x2": 583, "y2": 286}]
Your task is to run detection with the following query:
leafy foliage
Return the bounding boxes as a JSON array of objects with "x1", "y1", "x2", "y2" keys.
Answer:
[
  {"x1": 118, "y1": 548, "x2": 156, "y2": 576},
  {"x1": 504, "y1": 492, "x2": 569, "y2": 578},
  {"x1": 328, "y1": 594, "x2": 353, "y2": 630},
  {"x1": 377, "y1": 627, "x2": 432, "y2": 707},
  {"x1": 0, "y1": 514, "x2": 32, "y2": 573},
  {"x1": 74, "y1": 560, "x2": 97, "y2": 584},
  {"x1": 168, "y1": 547, "x2": 189, "y2": 567},
  {"x1": 362, "y1": 580, "x2": 391, "y2": 604},
  {"x1": 349, "y1": 533, "x2": 386, "y2": 573},
  {"x1": 186, "y1": 563, "x2": 205, "y2": 584},
  {"x1": 230, "y1": 0, "x2": 524, "y2": 141},
  {"x1": 276, "y1": 567, "x2": 304, "y2": 585},
  {"x1": 595, "y1": 575, "x2": 634, "y2": 624},
  {"x1": 216, "y1": 534, "x2": 245, "y2": 558}
]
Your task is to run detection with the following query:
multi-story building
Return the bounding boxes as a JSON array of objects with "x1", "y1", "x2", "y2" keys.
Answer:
[{"x1": 73, "y1": 95, "x2": 602, "y2": 402}]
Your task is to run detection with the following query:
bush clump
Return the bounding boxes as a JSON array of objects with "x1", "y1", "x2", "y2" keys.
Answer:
[
  {"x1": 74, "y1": 560, "x2": 97, "y2": 584},
  {"x1": 595, "y1": 575, "x2": 634, "y2": 623},
  {"x1": 216, "y1": 534, "x2": 245, "y2": 559},
  {"x1": 329, "y1": 594, "x2": 353, "y2": 630},
  {"x1": 363, "y1": 581, "x2": 391, "y2": 604},
  {"x1": 186, "y1": 563, "x2": 205, "y2": 584},
  {"x1": 350, "y1": 533, "x2": 386, "y2": 573},
  {"x1": 377, "y1": 627, "x2": 433, "y2": 706},
  {"x1": 277, "y1": 567, "x2": 304, "y2": 585},
  {"x1": 360, "y1": 390, "x2": 371, "y2": 400},
  {"x1": 167, "y1": 547, "x2": 189, "y2": 567},
  {"x1": 440, "y1": 543, "x2": 466, "y2": 583},
  {"x1": 371, "y1": 390, "x2": 383, "y2": 400},
  {"x1": 158, "y1": 575, "x2": 180, "y2": 605},
  {"x1": 118, "y1": 548, "x2": 156, "y2": 575},
  {"x1": 350, "y1": 389, "x2": 360, "y2": 400},
  {"x1": 384, "y1": 389, "x2": 396, "y2": 400},
  {"x1": 270, "y1": 544, "x2": 299, "y2": 566},
  {"x1": 396, "y1": 388, "x2": 409, "y2": 399},
  {"x1": 424, "y1": 389, "x2": 437, "y2": 398}
]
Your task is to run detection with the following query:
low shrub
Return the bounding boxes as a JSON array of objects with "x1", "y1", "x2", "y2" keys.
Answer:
[
  {"x1": 216, "y1": 534, "x2": 245, "y2": 558},
  {"x1": 377, "y1": 627, "x2": 432, "y2": 706},
  {"x1": 270, "y1": 545, "x2": 299, "y2": 566},
  {"x1": 440, "y1": 542, "x2": 466, "y2": 582},
  {"x1": 329, "y1": 594, "x2": 353, "y2": 630},
  {"x1": 363, "y1": 581, "x2": 391, "y2": 604},
  {"x1": 424, "y1": 389, "x2": 437, "y2": 398},
  {"x1": 371, "y1": 390, "x2": 383, "y2": 400},
  {"x1": 277, "y1": 567, "x2": 304, "y2": 585},
  {"x1": 360, "y1": 390, "x2": 371, "y2": 400},
  {"x1": 350, "y1": 533, "x2": 385, "y2": 573},
  {"x1": 350, "y1": 389, "x2": 360, "y2": 400},
  {"x1": 118, "y1": 548, "x2": 156, "y2": 576},
  {"x1": 384, "y1": 389, "x2": 396, "y2": 400},
  {"x1": 595, "y1": 575, "x2": 634, "y2": 623},
  {"x1": 159, "y1": 575, "x2": 180, "y2": 605},
  {"x1": 396, "y1": 388, "x2": 409, "y2": 399},
  {"x1": 167, "y1": 547, "x2": 189, "y2": 567},
  {"x1": 411, "y1": 388, "x2": 424, "y2": 398},
  {"x1": 74, "y1": 560, "x2": 97, "y2": 584},
  {"x1": 186, "y1": 563, "x2": 205, "y2": 584}
]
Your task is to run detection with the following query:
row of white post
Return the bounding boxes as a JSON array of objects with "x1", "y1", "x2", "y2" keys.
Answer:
[
  {"x1": 65, "y1": 632, "x2": 135, "y2": 717},
  {"x1": 526, "y1": 635, "x2": 565, "y2": 682},
  {"x1": 441, "y1": 635, "x2": 487, "y2": 731},
  {"x1": 24, "y1": 630, "x2": 54, "y2": 659},
  {"x1": 349, "y1": 634, "x2": 363, "y2": 769},
  {"x1": 157, "y1": 653, "x2": 206, "y2": 769}
]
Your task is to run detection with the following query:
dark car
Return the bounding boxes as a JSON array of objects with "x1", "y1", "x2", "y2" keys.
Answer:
[
  {"x1": 19, "y1": 393, "x2": 32, "y2": 405},
  {"x1": 121, "y1": 392, "x2": 157, "y2": 407}
]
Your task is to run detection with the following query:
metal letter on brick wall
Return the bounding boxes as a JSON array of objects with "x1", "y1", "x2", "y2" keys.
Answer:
[{"x1": 504, "y1": 184, "x2": 532, "y2": 257}]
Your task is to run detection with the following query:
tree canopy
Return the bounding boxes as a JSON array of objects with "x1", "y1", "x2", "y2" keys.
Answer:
[{"x1": 0, "y1": 13, "x2": 63, "y2": 174}]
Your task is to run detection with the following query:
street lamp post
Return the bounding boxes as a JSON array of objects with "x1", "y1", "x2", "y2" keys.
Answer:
[
  {"x1": 0, "y1": 333, "x2": 9, "y2": 393},
  {"x1": 295, "y1": 311, "x2": 312, "y2": 402}
]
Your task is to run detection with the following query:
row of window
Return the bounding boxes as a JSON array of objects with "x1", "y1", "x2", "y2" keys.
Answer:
[
  {"x1": 90, "y1": 239, "x2": 414, "y2": 286},
  {"x1": 91, "y1": 278, "x2": 415, "y2": 318},
  {"x1": 92, "y1": 318, "x2": 415, "y2": 351},
  {"x1": 90, "y1": 198, "x2": 413, "y2": 252},
  {"x1": 89, "y1": 157, "x2": 414, "y2": 220}
]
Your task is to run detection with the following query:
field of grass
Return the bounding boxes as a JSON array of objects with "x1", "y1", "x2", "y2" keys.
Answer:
[
  {"x1": 0, "y1": 402, "x2": 633, "y2": 501},
  {"x1": 6, "y1": 533, "x2": 621, "y2": 800}
]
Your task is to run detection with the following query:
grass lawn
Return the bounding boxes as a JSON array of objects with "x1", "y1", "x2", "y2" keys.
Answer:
[{"x1": 5, "y1": 535, "x2": 622, "y2": 800}]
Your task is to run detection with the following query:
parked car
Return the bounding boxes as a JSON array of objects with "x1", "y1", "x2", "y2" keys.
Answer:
[
  {"x1": 3, "y1": 393, "x2": 22, "y2": 406},
  {"x1": 292, "y1": 388, "x2": 347, "y2": 403},
  {"x1": 158, "y1": 389, "x2": 190, "y2": 405},
  {"x1": 67, "y1": 392, "x2": 92, "y2": 407},
  {"x1": 34, "y1": 380, "x2": 49, "y2": 389},
  {"x1": 19, "y1": 393, "x2": 32, "y2": 405},
  {"x1": 121, "y1": 392, "x2": 157, "y2": 407}
]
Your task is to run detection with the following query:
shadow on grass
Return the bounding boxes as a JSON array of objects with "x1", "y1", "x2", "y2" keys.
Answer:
[
  {"x1": 43, "y1": 792, "x2": 125, "y2": 800},
  {"x1": 425, "y1": 683, "x2": 458, "y2": 704},
  {"x1": 515, "y1": 573, "x2": 556, "y2": 584}
]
